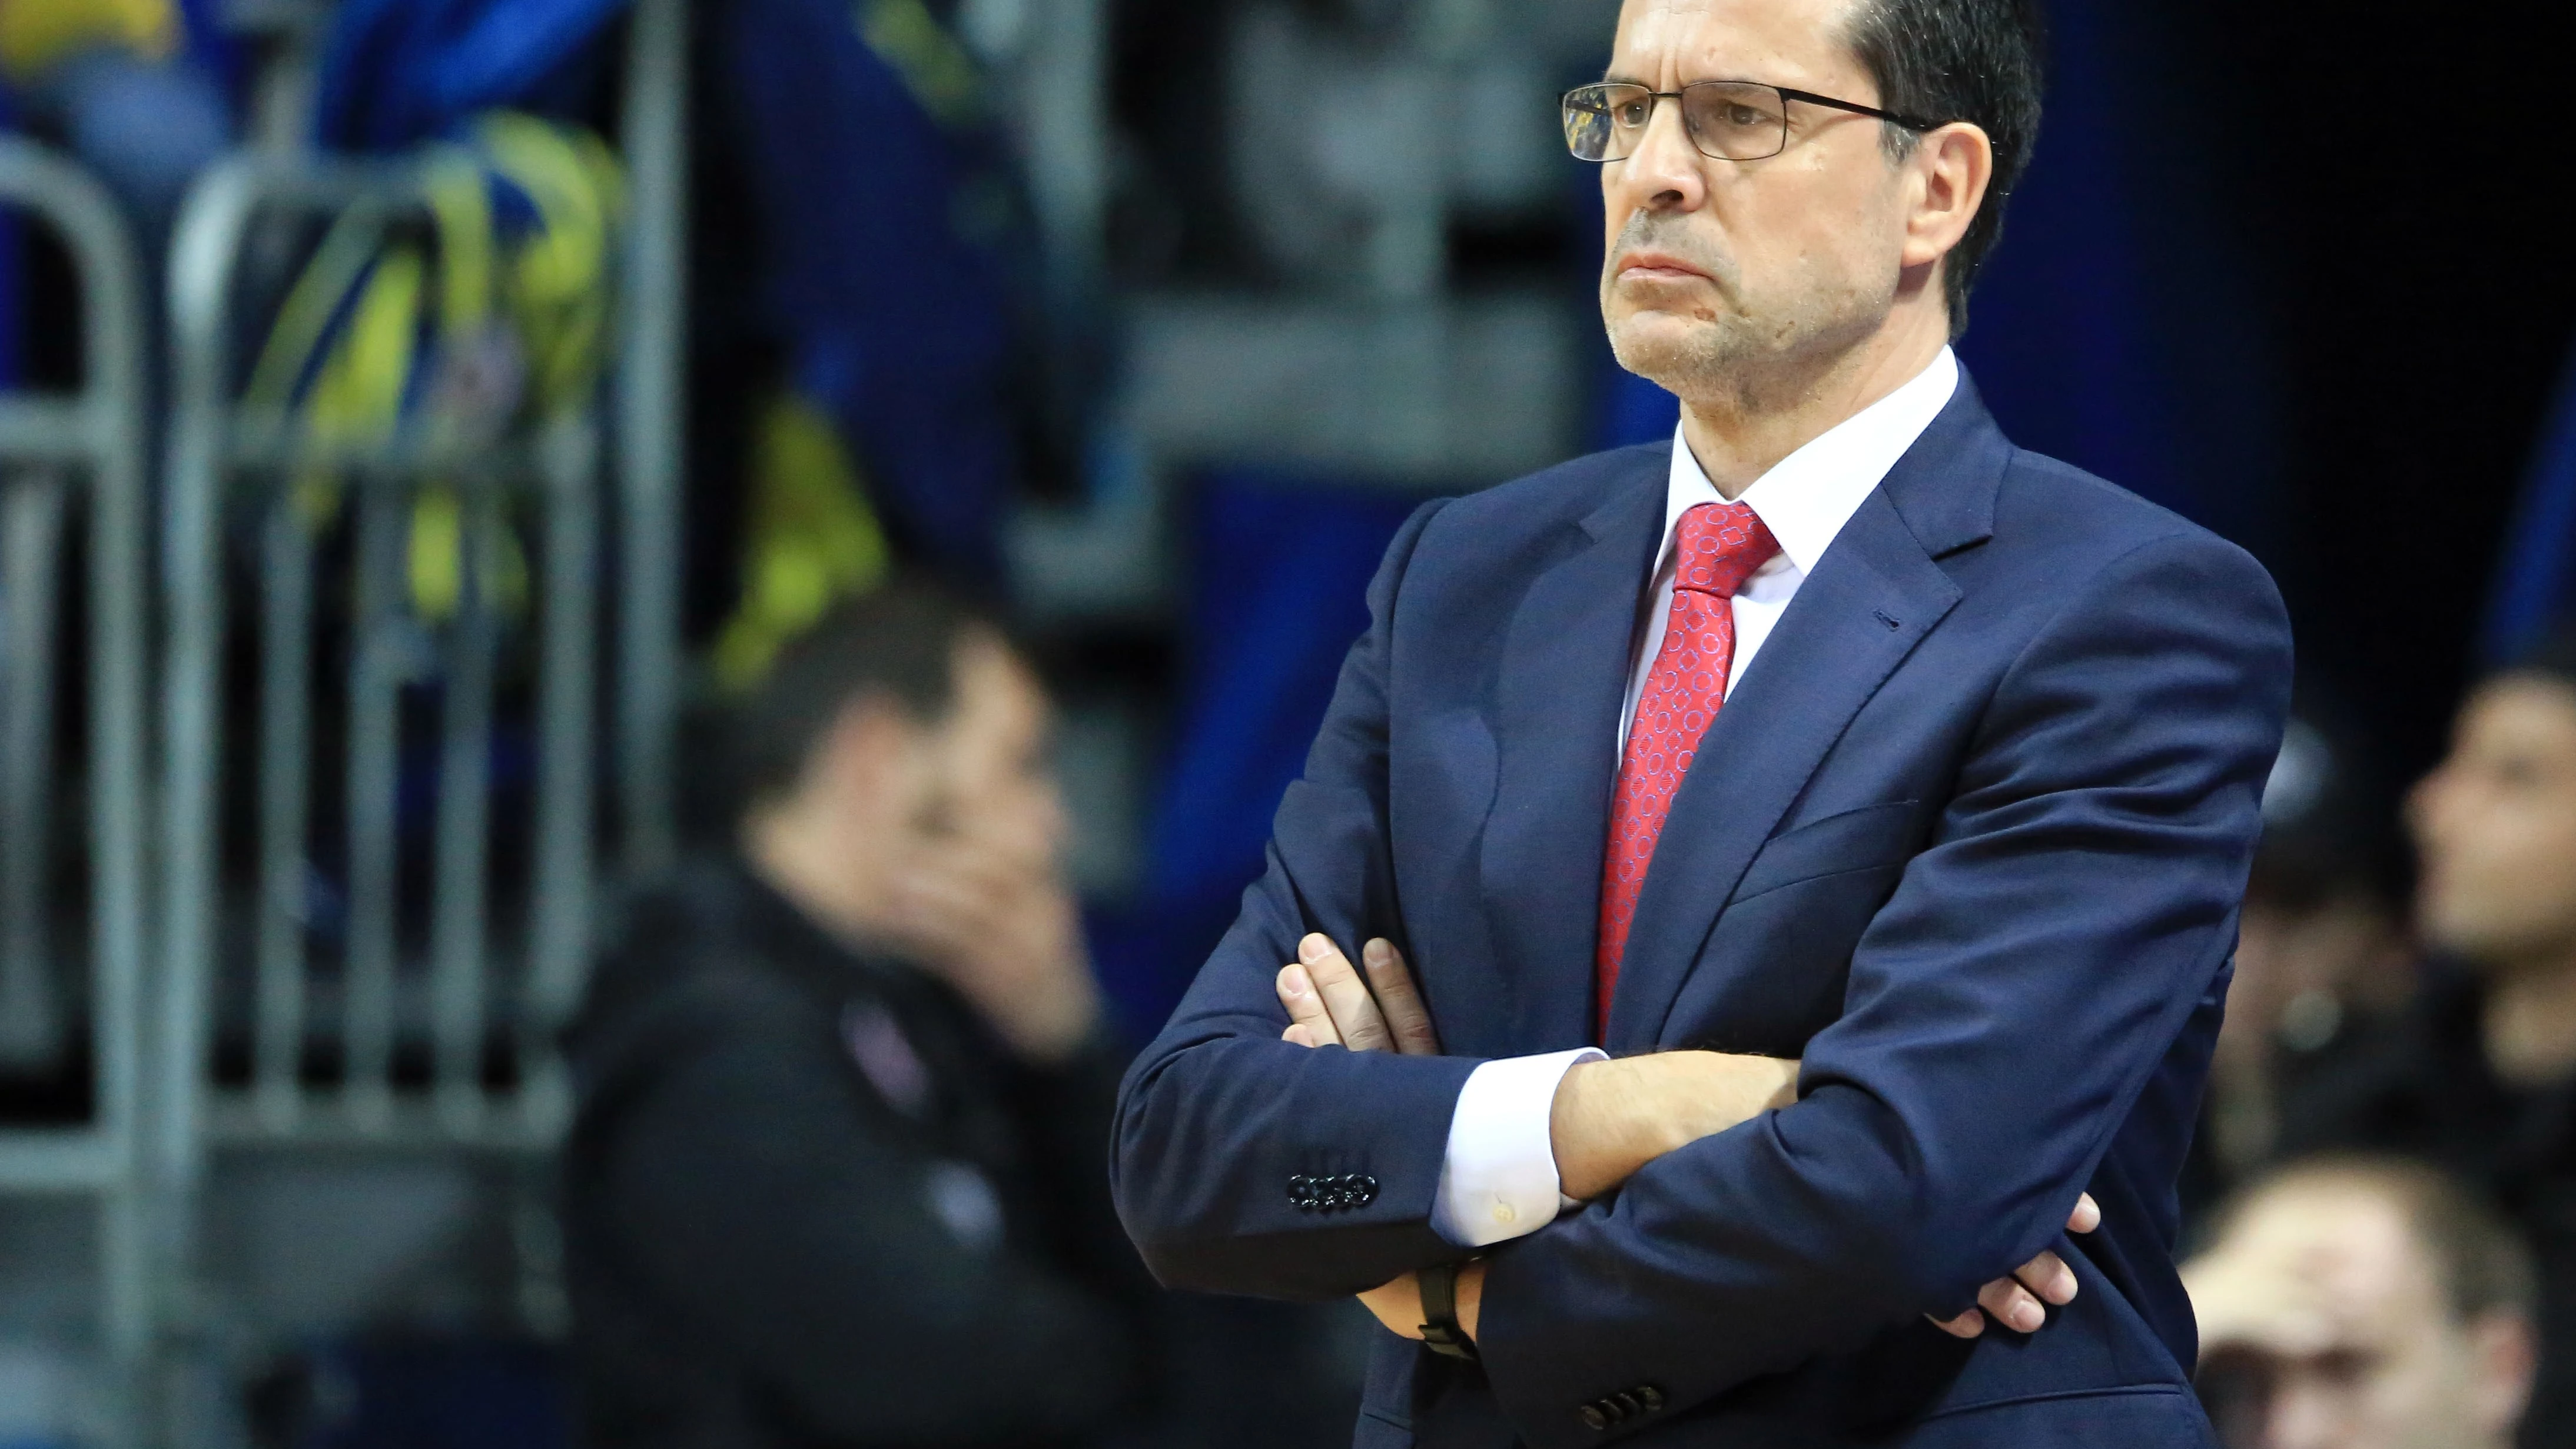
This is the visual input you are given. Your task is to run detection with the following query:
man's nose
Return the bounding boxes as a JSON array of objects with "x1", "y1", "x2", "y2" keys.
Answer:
[{"x1": 1612, "y1": 94, "x2": 1706, "y2": 211}]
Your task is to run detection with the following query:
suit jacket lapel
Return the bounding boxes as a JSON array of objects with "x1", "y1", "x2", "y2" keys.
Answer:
[
  {"x1": 1601, "y1": 384, "x2": 2007, "y2": 1052},
  {"x1": 1476, "y1": 459, "x2": 1664, "y2": 1053}
]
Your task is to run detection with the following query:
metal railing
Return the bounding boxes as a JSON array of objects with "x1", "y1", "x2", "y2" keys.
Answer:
[
  {"x1": 157, "y1": 156, "x2": 602, "y2": 1172},
  {"x1": 616, "y1": 0, "x2": 689, "y2": 877},
  {"x1": 0, "y1": 135, "x2": 154, "y2": 1444}
]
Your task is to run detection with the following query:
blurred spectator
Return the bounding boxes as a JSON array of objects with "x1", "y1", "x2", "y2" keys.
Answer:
[
  {"x1": 2186, "y1": 1155, "x2": 2535, "y2": 1449},
  {"x1": 562, "y1": 582, "x2": 1157, "y2": 1449},
  {"x1": 2187, "y1": 707, "x2": 2413, "y2": 1219},
  {"x1": 2278, "y1": 627, "x2": 2576, "y2": 1446}
]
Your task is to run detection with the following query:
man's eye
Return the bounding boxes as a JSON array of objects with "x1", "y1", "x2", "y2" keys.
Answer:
[
  {"x1": 1616, "y1": 101, "x2": 1651, "y2": 127},
  {"x1": 1725, "y1": 105, "x2": 1767, "y2": 127}
]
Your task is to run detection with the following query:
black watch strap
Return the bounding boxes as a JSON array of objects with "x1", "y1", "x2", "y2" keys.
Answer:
[{"x1": 1418, "y1": 1260, "x2": 1480, "y2": 1361}]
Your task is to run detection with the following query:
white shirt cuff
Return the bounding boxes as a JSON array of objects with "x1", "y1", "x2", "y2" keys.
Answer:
[{"x1": 1430, "y1": 1047, "x2": 1607, "y2": 1247}]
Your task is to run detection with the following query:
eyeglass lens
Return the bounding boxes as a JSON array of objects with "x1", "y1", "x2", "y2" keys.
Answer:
[{"x1": 1562, "y1": 82, "x2": 1792, "y2": 163}]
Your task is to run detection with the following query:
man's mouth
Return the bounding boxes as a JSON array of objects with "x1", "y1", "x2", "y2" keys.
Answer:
[{"x1": 1615, "y1": 251, "x2": 1711, "y2": 284}]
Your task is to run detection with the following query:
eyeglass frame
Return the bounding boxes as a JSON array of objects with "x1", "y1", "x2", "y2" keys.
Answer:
[{"x1": 1561, "y1": 79, "x2": 1945, "y2": 164}]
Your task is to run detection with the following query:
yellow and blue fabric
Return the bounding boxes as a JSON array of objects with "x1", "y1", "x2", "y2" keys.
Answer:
[
  {"x1": 311, "y1": 0, "x2": 623, "y2": 154},
  {"x1": 708, "y1": 0, "x2": 1025, "y2": 580},
  {"x1": 0, "y1": 0, "x2": 173, "y2": 81},
  {"x1": 319, "y1": 0, "x2": 1035, "y2": 589},
  {"x1": 0, "y1": 0, "x2": 233, "y2": 90},
  {"x1": 247, "y1": 111, "x2": 622, "y2": 619},
  {"x1": 310, "y1": 0, "x2": 1033, "y2": 651}
]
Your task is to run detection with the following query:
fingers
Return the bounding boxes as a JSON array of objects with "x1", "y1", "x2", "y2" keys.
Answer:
[
  {"x1": 1360, "y1": 939, "x2": 1440, "y2": 1056},
  {"x1": 887, "y1": 844, "x2": 1021, "y2": 945},
  {"x1": 2067, "y1": 1192, "x2": 2101, "y2": 1234},
  {"x1": 1277, "y1": 965, "x2": 1342, "y2": 1047},
  {"x1": 2015, "y1": 1249, "x2": 2079, "y2": 1308},
  {"x1": 1943, "y1": 1245, "x2": 2084, "y2": 1341},
  {"x1": 1934, "y1": 1231, "x2": 2090, "y2": 1343},
  {"x1": 1974, "y1": 1247, "x2": 2078, "y2": 1335},
  {"x1": 1294, "y1": 933, "x2": 1395, "y2": 1052},
  {"x1": 1928, "y1": 1307, "x2": 1986, "y2": 1339},
  {"x1": 883, "y1": 871, "x2": 984, "y2": 962},
  {"x1": 1276, "y1": 934, "x2": 1440, "y2": 1056},
  {"x1": 1977, "y1": 1275, "x2": 2047, "y2": 1334}
]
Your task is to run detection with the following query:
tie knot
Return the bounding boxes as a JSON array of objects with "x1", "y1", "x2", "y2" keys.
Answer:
[{"x1": 1673, "y1": 501, "x2": 1780, "y2": 599}]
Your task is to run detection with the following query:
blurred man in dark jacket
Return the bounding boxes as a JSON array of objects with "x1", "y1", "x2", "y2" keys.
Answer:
[{"x1": 563, "y1": 583, "x2": 1151, "y2": 1449}]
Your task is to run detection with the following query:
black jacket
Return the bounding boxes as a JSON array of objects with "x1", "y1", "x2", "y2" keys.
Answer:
[{"x1": 563, "y1": 858, "x2": 1153, "y2": 1449}]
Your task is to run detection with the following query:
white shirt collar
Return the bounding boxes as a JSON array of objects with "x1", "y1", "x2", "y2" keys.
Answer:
[{"x1": 1661, "y1": 347, "x2": 1961, "y2": 578}]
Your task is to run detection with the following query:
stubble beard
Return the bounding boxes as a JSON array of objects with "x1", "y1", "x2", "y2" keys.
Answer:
[{"x1": 1601, "y1": 215, "x2": 1885, "y2": 417}]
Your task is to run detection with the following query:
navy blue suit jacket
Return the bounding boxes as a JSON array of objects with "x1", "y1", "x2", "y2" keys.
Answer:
[{"x1": 1111, "y1": 380, "x2": 2292, "y2": 1447}]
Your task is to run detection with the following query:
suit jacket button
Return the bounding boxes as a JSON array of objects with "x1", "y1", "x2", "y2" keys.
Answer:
[
  {"x1": 1611, "y1": 1391, "x2": 1640, "y2": 1417},
  {"x1": 1636, "y1": 1385, "x2": 1663, "y2": 1411},
  {"x1": 1579, "y1": 1404, "x2": 1609, "y2": 1431},
  {"x1": 1356, "y1": 1174, "x2": 1379, "y2": 1204}
]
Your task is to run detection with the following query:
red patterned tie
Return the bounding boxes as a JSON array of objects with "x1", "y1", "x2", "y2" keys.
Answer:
[{"x1": 1596, "y1": 501, "x2": 1781, "y2": 1037}]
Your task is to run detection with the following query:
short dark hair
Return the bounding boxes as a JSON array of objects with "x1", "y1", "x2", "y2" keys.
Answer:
[
  {"x1": 727, "y1": 581, "x2": 1001, "y2": 810},
  {"x1": 1841, "y1": 0, "x2": 2047, "y2": 333},
  {"x1": 2228, "y1": 1155, "x2": 2537, "y2": 1324}
]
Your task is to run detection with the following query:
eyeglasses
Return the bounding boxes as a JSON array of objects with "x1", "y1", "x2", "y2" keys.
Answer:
[{"x1": 1561, "y1": 81, "x2": 1940, "y2": 164}]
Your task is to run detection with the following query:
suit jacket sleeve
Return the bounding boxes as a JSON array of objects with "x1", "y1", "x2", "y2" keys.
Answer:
[
  {"x1": 1111, "y1": 497, "x2": 1489, "y2": 1300},
  {"x1": 1473, "y1": 529, "x2": 2291, "y2": 1445}
]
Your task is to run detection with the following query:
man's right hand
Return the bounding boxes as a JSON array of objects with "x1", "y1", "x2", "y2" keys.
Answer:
[
  {"x1": 884, "y1": 815, "x2": 1100, "y2": 1066},
  {"x1": 1277, "y1": 933, "x2": 2097, "y2": 1338}
]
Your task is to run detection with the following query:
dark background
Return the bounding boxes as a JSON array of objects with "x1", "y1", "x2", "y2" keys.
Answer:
[{"x1": 2157, "y1": 0, "x2": 2576, "y2": 776}]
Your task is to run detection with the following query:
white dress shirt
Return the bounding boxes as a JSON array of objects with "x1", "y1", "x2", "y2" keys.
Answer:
[{"x1": 1429, "y1": 348, "x2": 1962, "y2": 1248}]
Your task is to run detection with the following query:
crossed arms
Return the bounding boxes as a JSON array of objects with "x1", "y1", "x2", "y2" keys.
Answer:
[{"x1": 1272, "y1": 932, "x2": 2099, "y2": 1346}]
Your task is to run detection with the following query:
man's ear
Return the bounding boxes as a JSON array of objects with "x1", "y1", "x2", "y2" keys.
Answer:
[{"x1": 1899, "y1": 121, "x2": 1995, "y2": 275}]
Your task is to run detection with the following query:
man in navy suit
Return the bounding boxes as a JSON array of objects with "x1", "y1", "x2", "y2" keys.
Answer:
[{"x1": 1111, "y1": 0, "x2": 2293, "y2": 1442}]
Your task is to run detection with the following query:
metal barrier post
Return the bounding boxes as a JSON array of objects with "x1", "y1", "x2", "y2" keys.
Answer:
[
  {"x1": 618, "y1": 0, "x2": 689, "y2": 874},
  {"x1": 0, "y1": 135, "x2": 152, "y2": 1447}
]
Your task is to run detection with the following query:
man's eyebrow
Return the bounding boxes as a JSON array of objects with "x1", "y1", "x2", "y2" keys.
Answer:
[{"x1": 1599, "y1": 71, "x2": 1648, "y2": 86}]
